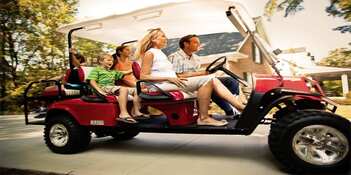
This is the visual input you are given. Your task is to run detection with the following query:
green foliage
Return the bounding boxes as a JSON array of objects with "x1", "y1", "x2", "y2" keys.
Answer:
[
  {"x1": 318, "y1": 48, "x2": 350, "y2": 99},
  {"x1": 0, "y1": 0, "x2": 115, "y2": 114},
  {"x1": 318, "y1": 48, "x2": 351, "y2": 68},
  {"x1": 322, "y1": 80, "x2": 343, "y2": 97},
  {"x1": 326, "y1": 0, "x2": 351, "y2": 33},
  {"x1": 279, "y1": 0, "x2": 304, "y2": 17},
  {"x1": 74, "y1": 38, "x2": 116, "y2": 66},
  {"x1": 265, "y1": 0, "x2": 351, "y2": 33},
  {"x1": 0, "y1": 0, "x2": 78, "y2": 114}
]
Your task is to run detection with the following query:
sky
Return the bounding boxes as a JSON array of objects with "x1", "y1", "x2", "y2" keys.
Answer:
[{"x1": 76, "y1": 0, "x2": 351, "y2": 61}]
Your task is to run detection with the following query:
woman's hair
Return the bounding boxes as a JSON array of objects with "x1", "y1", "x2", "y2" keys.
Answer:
[
  {"x1": 97, "y1": 53, "x2": 112, "y2": 64},
  {"x1": 115, "y1": 45, "x2": 128, "y2": 57},
  {"x1": 74, "y1": 53, "x2": 86, "y2": 63},
  {"x1": 135, "y1": 28, "x2": 163, "y2": 59},
  {"x1": 111, "y1": 53, "x2": 118, "y2": 69}
]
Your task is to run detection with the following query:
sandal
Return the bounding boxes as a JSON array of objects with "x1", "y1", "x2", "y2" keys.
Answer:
[
  {"x1": 197, "y1": 118, "x2": 228, "y2": 127},
  {"x1": 117, "y1": 116, "x2": 138, "y2": 124}
]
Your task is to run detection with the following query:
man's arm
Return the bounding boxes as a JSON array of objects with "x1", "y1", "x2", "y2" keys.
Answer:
[{"x1": 168, "y1": 51, "x2": 207, "y2": 78}]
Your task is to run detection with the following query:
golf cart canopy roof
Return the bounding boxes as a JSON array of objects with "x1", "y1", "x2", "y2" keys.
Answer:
[{"x1": 57, "y1": 0, "x2": 256, "y2": 44}]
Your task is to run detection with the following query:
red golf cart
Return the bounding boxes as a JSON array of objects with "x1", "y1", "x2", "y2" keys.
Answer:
[{"x1": 24, "y1": 1, "x2": 350, "y2": 173}]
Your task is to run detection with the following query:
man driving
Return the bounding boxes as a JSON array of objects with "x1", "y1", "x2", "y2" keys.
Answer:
[{"x1": 168, "y1": 34, "x2": 242, "y2": 117}]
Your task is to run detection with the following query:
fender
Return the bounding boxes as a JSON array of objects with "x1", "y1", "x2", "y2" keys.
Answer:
[
  {"x1": 260, "y1": 88, "x2": 337, "y2": 117},
  {"x1": 46, "y1": 108, "x2": 77, "y2": 124},
  {"x1": 236, "y1": 88, "x2": 337, "y2": 135},
  {"x1": 46, "y1": 98, "x2": 117, "y2": 126}
]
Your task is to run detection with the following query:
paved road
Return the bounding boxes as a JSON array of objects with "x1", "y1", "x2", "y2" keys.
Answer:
[{"x1": 0, "y1": 115, "x2": 347, "y2": 175}]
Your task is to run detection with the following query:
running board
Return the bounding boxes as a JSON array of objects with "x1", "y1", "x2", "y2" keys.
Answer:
[{"x1": 117, "y1": 115, "x2": 249, "y2": 135}]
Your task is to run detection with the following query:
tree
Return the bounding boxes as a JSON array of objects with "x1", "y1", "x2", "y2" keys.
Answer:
[
  {"x1": 264, "y1": 0, "x2": 351, "y2": 33},
  {"x1": 0, "y1": 0, "x2": 78, "y2": 113},
  {"x1": 318, "y1": 48, "x2": 351, "y2": 68},
  {"x1": 0, "y1": 0, "x2": 116, "y2": 114},
  {"x1": 264, "y1": 0, "x2": 351, "y2": 66},
  {"x1": 74, "y1": 38, "x2": 115, "y2": 66}
]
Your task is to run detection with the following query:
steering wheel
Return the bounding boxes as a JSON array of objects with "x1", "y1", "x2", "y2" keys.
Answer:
[
  {"x1": 206, "y1": 56, "x2": 249, "y2": 87},
  {"x1": 206, "y1": 56, "x2": 227, "y2": 74}
]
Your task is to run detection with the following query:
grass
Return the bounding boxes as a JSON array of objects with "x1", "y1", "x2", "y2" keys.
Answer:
[{"x1": 336, "y1": 105, "x2": 351, "y2": 120}]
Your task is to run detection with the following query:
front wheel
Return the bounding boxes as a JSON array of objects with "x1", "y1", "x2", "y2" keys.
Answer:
[{"x1": 268, "y1": 110, "x2": 350, "y2": 173}]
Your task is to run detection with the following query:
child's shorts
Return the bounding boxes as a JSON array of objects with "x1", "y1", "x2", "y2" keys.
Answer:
[{"x1": 101, "y1": 86, "x2": 135, "y2": 95}]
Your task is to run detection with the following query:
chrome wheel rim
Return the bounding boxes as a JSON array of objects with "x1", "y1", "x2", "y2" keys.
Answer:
[
  {"x1": 292, "y1": 125, "x2": 349, "y2": 166},
  {"x1": 49, "y1": 124, "x2": 69, "y2": 147}
]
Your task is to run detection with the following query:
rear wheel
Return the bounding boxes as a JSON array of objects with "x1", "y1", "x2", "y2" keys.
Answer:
[
  {"x1": 268, "y1": 110, "x2": 350, "y2": 173},
  {"x1": 44, "y1": 114, "x2": 91, "y2": 154},
  {"x1": 111, "y1": 130, "x2": 139, "y2": 141}
]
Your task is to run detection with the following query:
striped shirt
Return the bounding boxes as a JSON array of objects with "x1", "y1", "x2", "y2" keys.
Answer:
[{"x1": 168, "y1": 49, "x2": 201, "y2": 73}]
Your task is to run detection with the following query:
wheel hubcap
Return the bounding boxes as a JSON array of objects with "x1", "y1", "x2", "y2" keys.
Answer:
[
  {"x1": 292, "y1": 125, "x2": 349, "y2": 166},
  {"x1": 49, "y1": 124, "x2": 69, "y2": 147}
]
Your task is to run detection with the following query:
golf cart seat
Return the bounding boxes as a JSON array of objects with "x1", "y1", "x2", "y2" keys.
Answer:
[
  {"x1": 132, "y1": 61, "x2": 197, "y2": 126},
  {"x1": 42, "y1": 66, "x2": 93, "y2": 97}
]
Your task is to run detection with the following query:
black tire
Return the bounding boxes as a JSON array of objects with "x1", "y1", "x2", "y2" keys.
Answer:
[
  {"x1": 268, "y1": 109, "x2": 350, "y2": 173},
  {"x1": 44, "y1": 114, "x2": 91, "y2": 154},
  {"x1": 111, "y1": 130, "x2": 139, "y2": 141}
]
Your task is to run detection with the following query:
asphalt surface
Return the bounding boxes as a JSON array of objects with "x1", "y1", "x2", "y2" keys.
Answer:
[{"x1": 0, "y1": 115, "x2": 348, "y2": 175}]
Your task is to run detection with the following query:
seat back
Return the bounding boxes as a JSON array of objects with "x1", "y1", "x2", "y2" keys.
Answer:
[
  {"x1": 63, "y1": 66, "x2": 94, "y2": 96},
  {"x1": 132, "y1": 61, "x2": 141, "y2": 80}
]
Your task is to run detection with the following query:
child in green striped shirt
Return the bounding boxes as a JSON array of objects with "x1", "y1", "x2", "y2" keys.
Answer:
[{"x1": 88, "y1": 53, "x2": 143, "y2": 124}]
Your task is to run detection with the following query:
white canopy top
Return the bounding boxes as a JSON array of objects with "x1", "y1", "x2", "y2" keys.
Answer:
[{"x1": 57, "y1": 0, "x2": 255, "y2": 44}]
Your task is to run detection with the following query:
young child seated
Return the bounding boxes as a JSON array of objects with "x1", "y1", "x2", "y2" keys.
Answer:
[
  {"x1": 63, "y1": 48, "x2": 86, "y2": 84},
  {"x1": 87, "y1": 53, "x2": 145, "y2": 124}
]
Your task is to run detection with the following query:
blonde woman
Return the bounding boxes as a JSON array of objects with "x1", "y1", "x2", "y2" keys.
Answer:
[{"x1": 136, "y1": 28, "x2": 245, "y2": 127}]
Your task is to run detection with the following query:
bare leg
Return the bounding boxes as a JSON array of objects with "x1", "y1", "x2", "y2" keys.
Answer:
[
  {"x1": 118, "y1": 87, "x2": 130, "y2": 117},
  {"x1": 197, "y1": 81, "x2": 227, "y2": 126},
  {"x1": 212, "y1": 78, "x2": 245, "y2": 111},
  {"x1": 196, "y1": 81, "x2": 212, "y2": 120},
  {"x1": 132, "y1": 90, "x2": 143, "y2": 116}
]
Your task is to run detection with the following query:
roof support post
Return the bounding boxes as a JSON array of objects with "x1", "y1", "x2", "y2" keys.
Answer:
[{"x1": 341, "y1": 73, "x2": 349, "y2": 97}]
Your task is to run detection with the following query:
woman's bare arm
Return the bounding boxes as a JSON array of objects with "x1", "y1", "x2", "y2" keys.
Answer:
[
  {"x1": 140, "y1": 52, "x2": 168, "y2": 81},
  {"x1": 119, "y1": 70, "x2": 133, "y2": 75},
  {"x1": 140, "y1": 51, "x2": 187, "y2": 87}
]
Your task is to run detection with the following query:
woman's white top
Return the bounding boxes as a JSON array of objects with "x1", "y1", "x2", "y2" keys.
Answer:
[{"x1": 148, "y1": 48, "x2": 177, "y2": 78}]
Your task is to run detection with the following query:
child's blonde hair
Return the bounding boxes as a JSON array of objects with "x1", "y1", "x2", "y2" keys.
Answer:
[
  {"x1": 97, "y1": 53, "x2": 113, "y2": 64},
  {"x1": 135, "y1": 28, "x2": 164, "y2": 59}
]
